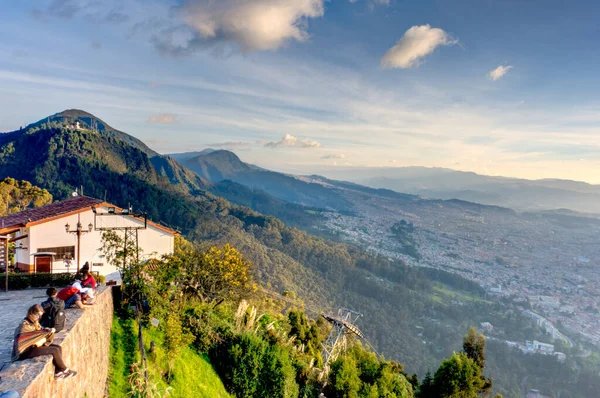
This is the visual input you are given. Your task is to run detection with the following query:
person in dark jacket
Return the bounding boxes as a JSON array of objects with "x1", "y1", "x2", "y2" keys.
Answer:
[
  {"x1": 12, "y1": 304, "x2": 77, "y2": 380},
  {"x1": 40, "y1": 288, "x2": 66, "y2": 332}
]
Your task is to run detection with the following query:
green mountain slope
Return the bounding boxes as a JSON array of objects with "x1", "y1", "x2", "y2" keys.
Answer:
[{"x1": 34, "y1": 109, "x2": 158, "y2": 156}]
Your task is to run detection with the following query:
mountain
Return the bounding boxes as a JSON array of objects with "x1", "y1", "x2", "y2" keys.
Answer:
[
  {"x1": 1, "y1": 111, "x2": 595, "y2": 397},
  {"x1": 0, "y1": 111, "x2": 445, "y2": 373},
  {"x1": 207, "y1": 180, "x2": 324, "y2": 232},
  {"x1": 35, "y1": 109, "x2": 158, "y2": 156},
  {"x1": 172, "y1": 150, "x2": 353, "y2": 211},
  {"x1": 321, "y1": 166, "x2": 600, "y2": 214},
  {"x1": 168, "y1": 149, "x2": 217, "y2": 163},
  {"x1": 3, "y1": 110, "x2": 209, "y2": 197}
]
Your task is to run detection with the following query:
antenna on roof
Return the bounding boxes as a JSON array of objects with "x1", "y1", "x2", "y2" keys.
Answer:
[
  {"x1": 72, "y1": 188, "x2": 79, "y2": 198},
  {"x1": 80, "y1": 185, "x2": 84, "y2": 197},
  {"x1": 104, "y1": 190, "x2": 107, "y2": 202}
]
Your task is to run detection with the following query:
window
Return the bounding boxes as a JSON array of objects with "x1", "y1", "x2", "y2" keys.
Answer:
[{"x1": 37, "y1": 246, "x2": 75, "y2": 260}]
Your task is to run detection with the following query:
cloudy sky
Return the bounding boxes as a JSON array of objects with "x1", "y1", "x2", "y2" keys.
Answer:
[{"x1": 1, "y1": 0, "x2": 600, "y2": 183}]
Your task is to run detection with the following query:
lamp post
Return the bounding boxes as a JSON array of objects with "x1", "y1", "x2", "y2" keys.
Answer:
[{"x1": 65, "y1": 213, "x2": 93, "y2": 275}]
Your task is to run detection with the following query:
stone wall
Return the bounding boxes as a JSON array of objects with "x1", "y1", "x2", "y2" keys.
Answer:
[{"x1": 0, "y1": 287, "x2": 114, "y2": 398}]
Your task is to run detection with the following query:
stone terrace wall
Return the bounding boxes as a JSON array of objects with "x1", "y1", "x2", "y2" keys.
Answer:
[{"x1": 0, "y1": 287, "x2": 114, "y2": 398}]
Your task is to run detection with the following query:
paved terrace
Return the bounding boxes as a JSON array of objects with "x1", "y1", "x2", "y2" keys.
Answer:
[
  {"x1": 0, "y1": 289, "x2": 59, "y2": 367},
  {"x1": 0, "y1": 287, "x2": 113, "y2": 398}
]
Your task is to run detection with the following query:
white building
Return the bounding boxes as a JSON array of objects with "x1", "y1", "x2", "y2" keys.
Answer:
[
  {"x1": 480, "y1": 322, "x2": 494, "y2": 332},
  {"x1": 526, "y1": 340, "x2": 555, "y2": 354},
  {"x1": 0, "y1": 196, "x2": 177, "y2": 283}
]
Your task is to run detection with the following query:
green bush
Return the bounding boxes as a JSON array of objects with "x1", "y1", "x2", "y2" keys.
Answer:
[
  {"x1": 0, "y1": 272, "x2": 75, "y2": 290},
  {"x1": 211, "y1": 333, "x2": 299, "y2": 398},
  {"x1": 96, "y1": 273, "x2": 106, "y2": 285}
]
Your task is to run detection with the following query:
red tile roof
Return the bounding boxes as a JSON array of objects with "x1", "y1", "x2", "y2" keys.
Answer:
[
  {"x1": 0, "y1": 196, "x2": 103, "y2": 231},
  {"x1": 0, "y1": 196, "x2": 178, "y2": 235}
]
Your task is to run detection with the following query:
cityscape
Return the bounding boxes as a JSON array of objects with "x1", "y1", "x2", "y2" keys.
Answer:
[{"x1": 317, "y1": 180, "x2": 600, "y2": 354}]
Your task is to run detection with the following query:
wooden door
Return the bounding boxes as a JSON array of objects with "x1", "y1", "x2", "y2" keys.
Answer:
[{"x1": 35, "y1": 256, "x2": 52, "y2": 273}]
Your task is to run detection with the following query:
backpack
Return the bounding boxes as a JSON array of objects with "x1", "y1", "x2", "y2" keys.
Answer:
[{"x1": 41, "y1": 298, "x2": 66, "y2": 332}]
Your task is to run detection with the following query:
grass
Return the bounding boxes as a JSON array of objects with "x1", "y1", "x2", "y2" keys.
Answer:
[
  {"x1": 108, "y1": 315, "x2": 138, "y2": 397},
  {"x1": 142, "y1": 326, "x2": 231, "y2": 398},
  {"x1": 433, "y1": 283, "x2": 493, "y2": 305},
  {"x1": 107, "y1": 315, "x2": 230, "y2": 398}
]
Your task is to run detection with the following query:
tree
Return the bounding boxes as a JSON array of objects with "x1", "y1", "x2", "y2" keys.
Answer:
[
  {"x1": 100, "y1": 230, "x2": 141, "y2": 278},
  {"x1": 325, "y1": 357, "x2": 361, "y2": 398},
  {"x1": 418, "y1": 372, "x2": 435, "y2": 397},
  {"x1": 164, "y1": 311, "x2": 195, "y2": 381},
  {"x1": 463, "y1": 327, "x2": 486, "y2": 369},
  {"x1": 168, "y1": 244, "x2": 257, "y2": 306},
  {"x1": 216, "y1": 333, "x2": 299, "y2": 398},
  {"x1": 288, "y1": 310, "x2": 320, "y2": 358},
  {"x1": 0, "y1": 177, "x2": 52, "y2": 215},
  {"x1": 432, "y1": 353, "x2": 485, "y2": 398},
  {"x1": 261, "y1": 345, "x2": 300, "y2": 398},
  {"x1": 462, "y1": 327, "x2": 492, "y2": 394}
]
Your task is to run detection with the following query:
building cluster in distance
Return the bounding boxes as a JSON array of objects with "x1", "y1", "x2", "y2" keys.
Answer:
[{"x1": 318, "y1": 188, "x2": 600, "y2": 356}]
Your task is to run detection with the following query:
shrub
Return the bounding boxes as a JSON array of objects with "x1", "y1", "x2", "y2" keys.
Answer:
[
  {"x1": 212, "y1": 333, "x2": 299, "y2": 398},
  {"x1": 96, "y1": 273, "x2": 107, "y2": 285},
  {"x1": 0, "y1": 272, "x2": 75, "y2": 290}
]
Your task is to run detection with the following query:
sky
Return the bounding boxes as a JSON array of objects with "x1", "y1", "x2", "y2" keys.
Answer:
[{"x1": 1, "y1": 0, "x2": 600, "y2": 183}]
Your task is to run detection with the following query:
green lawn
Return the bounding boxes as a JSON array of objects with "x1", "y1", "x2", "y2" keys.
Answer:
[
  {"x1": 108, "y1": 315, "x2": 231, "y2": 398},
  {"x1": 108, "y1": 316, "x2": 137, "y2": 397},
  {"x1": 142, "y1": 326, "x2": 231, "y2": 398},
  {"x1": 433, "y1": 283, "x2": 492, "y2": 304}
]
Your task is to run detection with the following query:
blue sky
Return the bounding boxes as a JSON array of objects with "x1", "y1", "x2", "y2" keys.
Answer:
[{"x1": 1, "y1": 0, "x2": 599, "y2": 183}]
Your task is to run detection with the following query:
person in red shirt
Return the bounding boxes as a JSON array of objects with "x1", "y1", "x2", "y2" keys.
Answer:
[
  {"x1": 57, "y1": 285, "x2": 89, "y2": 309},
  {"x1": 81, "y1": 271, "x2": 97, "y2": 289}
]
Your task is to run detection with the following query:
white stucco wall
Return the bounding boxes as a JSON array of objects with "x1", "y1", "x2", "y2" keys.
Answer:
[{"x1": 16, "y1": 206, "x2": 175, "y2": 282}]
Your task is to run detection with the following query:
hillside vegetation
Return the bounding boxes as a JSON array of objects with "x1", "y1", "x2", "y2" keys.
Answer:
[
  {"x1": 108, "y1": 315, "x2": 231, "y2": 398},
  {"x1": 107, "y1": 238, "x2": 499, "y2": 397}
]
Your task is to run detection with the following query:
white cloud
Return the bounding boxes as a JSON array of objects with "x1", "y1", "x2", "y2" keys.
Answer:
[
  {"x1": 322, "y1": 154, "x2": 346, "y2": 159},
  {"x1": 300, "y1": 138, "x2": 321, "y2": 148},
  {"x1": 147, "y1": 113, "x2": 178, "y2": 124},
  {"x1": 176, "y1": 0, "x2": 325, "y2": 53},
  {"x1": 381, "y1": 25, "x2": 457, "y2": 69},
  {"x1": 488, "y1": 65, "x2": 513, "y2": 81},
  {"x1": 265, "y1": 134, "x2": 321, "y2": 148},
  {"x1": 265, "y1": 133, "x2": 297, "y2": 148}
]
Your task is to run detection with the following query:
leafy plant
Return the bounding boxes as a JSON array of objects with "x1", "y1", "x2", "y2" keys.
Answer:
[
  {"x1": 127, "y1": 362, "x2": 171, "y2": 398},
  {"x1": 164, "y1": 313, "x2": 195, "y2": 382}
]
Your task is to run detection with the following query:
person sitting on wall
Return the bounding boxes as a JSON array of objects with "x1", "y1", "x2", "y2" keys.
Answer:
[
  {"x1": 57, "y1": 284, "x2": 92, "y2": 309},
  {"x1": 11, "y1": 304, "x2": 77, "y2": 380},
  {"x1": 40, "y1": 288, "x2": 67, "y2": 333},
  {"x1": 76, "y1": 262, "x2": 90, "y2": 280},
  {"x1": 73, "y1": 281, "x2": 95, "y2": 302},
  {"x1": 81, "y1": 270, "x2": 97, "y2": 289}
]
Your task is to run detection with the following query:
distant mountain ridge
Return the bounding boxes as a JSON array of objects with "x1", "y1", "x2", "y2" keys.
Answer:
[
  {"x1": 170, "y1": 149, "x2": 353, "y2": 211},
  {"x1": 320, "y1": 166, "x2": 600, "y2": 214}
]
